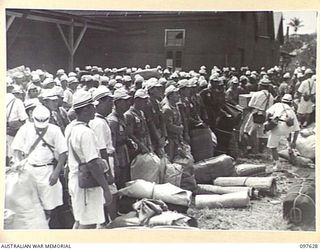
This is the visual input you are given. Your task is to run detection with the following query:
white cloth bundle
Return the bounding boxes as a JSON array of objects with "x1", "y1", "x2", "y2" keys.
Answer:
[{"x1": 118, "y1": 179, "x2": 192, "y2": 206}]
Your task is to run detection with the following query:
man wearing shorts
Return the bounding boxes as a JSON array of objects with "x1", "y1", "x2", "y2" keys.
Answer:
[
  {"x1": 65, "y1": 90, "x2": 112, "y2": 229},
  {"x1": 11, "y1": 105, "x2": 67, "y2": 223},
  {"x1": 266, "y1": 94, "x2": 300, "y2": 170}
]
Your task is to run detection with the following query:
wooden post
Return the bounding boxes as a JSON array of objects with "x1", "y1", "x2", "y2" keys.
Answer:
[
  {"x1": 68, "y1": 19, "x2": 74, "y2": 72},
  {"x1": 57, "y1": 20, "x2": 87, "y2": 72}
]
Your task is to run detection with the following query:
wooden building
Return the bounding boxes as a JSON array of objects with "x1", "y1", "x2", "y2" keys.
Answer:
[{"x1": 6, "y1": 10, "x2": 284, "y2": 73}]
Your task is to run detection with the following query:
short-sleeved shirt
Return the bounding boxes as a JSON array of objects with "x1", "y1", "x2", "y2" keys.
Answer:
[
  {"x1": 63, "y1": 88, "x2": 74, "y2": 106},
  {"x1": 248, "y1": 89, "x2": 274, "y2": 111},
  {"x1": 11, "y1": 122, "x2": 68, "y2": 165},
  {"x1": 298, "y1": 78, "x2": 316, "y2": 96},
  {"x1": 6, "y1": 93, "x2": 28, "y2": 122},
  {"x1": 89, "y1": 114, "x2": 115, "y2": 154},
  {"x1": 65, "y1": 120, "x2": 100, "y2": 175},
  {"x1": 267, "y1": 102, "x2": 300, "y2": 136}
]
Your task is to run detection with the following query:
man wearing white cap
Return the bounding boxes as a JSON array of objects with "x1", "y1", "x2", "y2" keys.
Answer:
[
  {"x1": 89, "y1": 86, "x2": 118, "y2": 221},
  {"x1": 265, "y1": 94, "x2": 300, "y2": 170},
  {"x1": 296, "y1": 69, "x2": 315, "y2": 127},
  {"x1": 225, "y1": 77, "x2": 240, "y2": 105},
  {"x1": 41, "y1": 89, "x2": 68, "y2": 132},
  {"x1": 64, "y1": 90, "x2": 112, "y2": 229},
  {"x1": 243, "y1": 78, "x2": 274, "y2": 153},
  {"x1": 107, "y1": 89, "x2": 131, "y2": 189},
  {"x1": 63, "y1": 77, "x2": 79, "y2": 111},
  {"x1": 124, "y1": 89, "x2": 153, "y2": 160},
  {"x1": 6, "y1": 84, "x2": 28, "y2": 165},
  {"x1": 11, "y1": 105, "x2": 67, "y2": 225},
  {"x1": 277, "y1": 73, "x2": 292, "y2": 101}
]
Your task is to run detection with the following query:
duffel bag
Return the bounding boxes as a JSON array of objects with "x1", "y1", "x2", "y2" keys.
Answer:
[
  {"x1": 283, "y1": 181, "x2": 315, "y2": 225},
  {"x1": 193, "y1": 154, "x2": 234, "y2": 184}
]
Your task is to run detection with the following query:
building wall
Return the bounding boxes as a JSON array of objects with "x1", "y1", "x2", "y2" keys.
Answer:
[{"x1": 6, "y1": 12, "x2": 281, "y2": 73}]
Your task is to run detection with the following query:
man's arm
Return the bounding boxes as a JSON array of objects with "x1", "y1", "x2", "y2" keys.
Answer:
[{"x1": 49, "y1": 152, "x2": 67, "y2": 186}]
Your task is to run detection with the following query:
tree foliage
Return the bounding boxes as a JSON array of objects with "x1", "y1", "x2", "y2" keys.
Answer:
[{"x1": 288, "y1": 17, "x2": 304, "y2": 33}]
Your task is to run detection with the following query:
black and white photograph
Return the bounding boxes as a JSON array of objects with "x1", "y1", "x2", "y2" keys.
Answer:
[{"x1": 4, "y1": 8, "x2": 317, "y2": 233}]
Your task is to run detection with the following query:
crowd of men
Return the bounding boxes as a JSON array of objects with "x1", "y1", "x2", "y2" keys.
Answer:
[{"x1": 6, "y1": 63, "x2": 316, "y2": 229}]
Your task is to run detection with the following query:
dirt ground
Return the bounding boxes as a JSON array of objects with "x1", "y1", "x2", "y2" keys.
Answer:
[{"x1": 187, "y1": 148, "x2": 316, "y2": 231}]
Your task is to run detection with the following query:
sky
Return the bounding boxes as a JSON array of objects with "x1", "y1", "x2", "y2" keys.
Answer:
[{"x1": 282, "y1": 11, "x2": 317, "y2": 34}]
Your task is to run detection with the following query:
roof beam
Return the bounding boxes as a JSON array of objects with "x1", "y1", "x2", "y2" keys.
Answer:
[
  {"x1": 6, "y1": 15, "x2": 15, "y2": 31},
  {"x1": 6, "y1": 10, "x2": 117, "y2": 32},
  {"x1": 8, "y1": 11, "x2": 29, "y2": 50}
]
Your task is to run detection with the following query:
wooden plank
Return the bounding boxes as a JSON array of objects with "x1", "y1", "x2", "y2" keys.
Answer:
[
  {"x1": 6, "y1": 16, "x2": 15, "y2": 31},
  {"x1": 72, "y1": 23, "x2": 87, "y2": 55}
]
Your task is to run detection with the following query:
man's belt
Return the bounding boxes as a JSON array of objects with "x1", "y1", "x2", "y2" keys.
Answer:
[{"x1": 31, "y1": 162, "x2": 54, "y2": 167}]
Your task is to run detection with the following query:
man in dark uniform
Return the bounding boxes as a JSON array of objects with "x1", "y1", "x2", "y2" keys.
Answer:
[
  {"x1": 177, "y1": 79, "x2": 191, "y2": 143},
  {"x1": 162, "y1": 85, "x2": 184, "y2": 162},
  {"x1": 144, "y1": 78, "x2": 167, "y2": 156},
  {"x1": 107, "y1": 89, "x2": 131, "y2": 189},
  {"x1": 199, "y1": 75, "x2": 226, "y2": 131},
  {"x1": 124, "y1": 89, "x2": 153, "y2": 161}
]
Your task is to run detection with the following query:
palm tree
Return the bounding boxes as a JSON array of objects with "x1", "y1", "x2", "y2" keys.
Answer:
[{"x1": 288, "y1": 17, "x2": 304, "y2": 35}]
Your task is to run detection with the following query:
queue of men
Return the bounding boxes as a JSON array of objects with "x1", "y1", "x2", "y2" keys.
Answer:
[{"x1": 6, "y1": 64, "x2": 316, "y2": 229}]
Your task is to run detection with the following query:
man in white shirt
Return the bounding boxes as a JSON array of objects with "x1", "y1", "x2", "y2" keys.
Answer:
[
  {"x1": 63, "y1": 77, "x2": 79, "y2": 111},
  {"x1": 11, "y1": 105, "x2": 67, "y2": 224},
  {"x1": 296, "y1": 69, "x2": 315, "y2": 127},
  {"x1": 266, "y1": 94, "x2": 300, "y2": 170},
  {"x1": 89, "y1": 86, "x2": 118, "y2": 221},
  {"x1": 243, "y1": 77, "x2": 274, "y2": 153},
  {"x1": 6, "y1": 81, "x2": 28, "y2": 165},
  {"x1": 65, "y1": 90, "x2": 112, "y2": 229}
]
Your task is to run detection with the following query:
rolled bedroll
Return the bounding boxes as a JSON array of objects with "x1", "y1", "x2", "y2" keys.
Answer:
[
  {"x1": 213, "y1": 177, "x2": 277, "y2": 196},
  {"x1": 196, "y1": 184, "x2": 256, "y2": 197},
  {"x1": 234, "y1": 164, "x2": 266, "y2": 176},
  {"x1": 118, "y1": 179, "x2": 192, "y2": 207},
  {"x1": 195, "y1": 191, "x2": 250, "y2": 209}
]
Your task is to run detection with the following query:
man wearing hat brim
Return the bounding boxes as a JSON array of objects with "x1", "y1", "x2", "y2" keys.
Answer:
[
  {"x1": 296, "y1": 69, "x2": 316, "y2": 127},
  {"x1": 6, "y1": 85, "x2": 28, "y2": 165},
  {"x1": 225, "y1": 77, "x2": 240, "y2": 105},
  {"x1": 199, "y1": 74, "x2": 226, "y2": 131},
  {"x1": 162, "y1": 85, "x2": 185, "y2": 161},
  {"x1": 41, "y1": 88, "x2": 69, "y2": 133},
  {"x1": 64, "y1": 90, "x2": 112, "y2": 229},
  {"x1": 63, "y1": 77, "x2": 79, "y2": 111},
  {"x1": 107, "y1": 88, "x2": 131, "y2": 189},
  {"x1": 24, "y1": 98, "x2": 41, "y2": 122},
  {"x1": 265, "y1": 94, "x2": 300, "y2": 170},
  {"x1": 124, "y1": 89, "x2": 153, "y2": 159},
  {"x1": 243, "y1": 77, "x2": 274, "y2": 154},
  {"x1": 277, "y1": 72, "x2": 292, "y2": 101},
  {"x1": 42, "y1": 77, "x2": 56, "y2": 89},
  {"x1": 12, "y1": 105, "x2": 67, "y2": 224},
  {"x1": 238, "y1": 75, "x2": 249, "y2": 95},
  {"x1": 144, "y1": 79, "x2": 167, "y2": 156},
  {"x1": 89, "y1": 86, "x2": 118, "y2": 221}
]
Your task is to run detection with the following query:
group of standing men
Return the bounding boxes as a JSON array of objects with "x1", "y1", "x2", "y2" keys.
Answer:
[{"x1": 6, "y1": 63, "x2": 316, "y2": 229}]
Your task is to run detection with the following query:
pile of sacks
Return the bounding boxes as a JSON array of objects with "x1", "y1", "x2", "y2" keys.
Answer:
[{"x1": 120, "y1": 150, "x2": 278, "y2": 228}]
